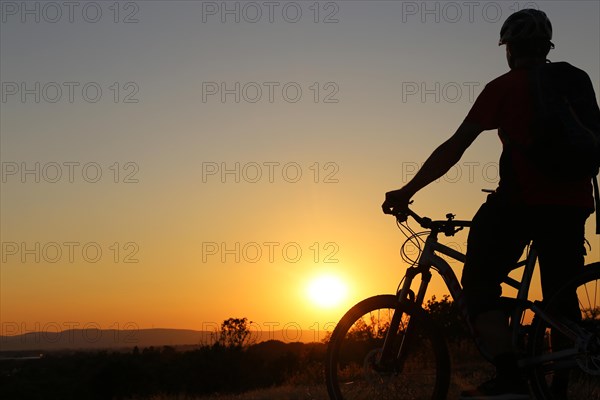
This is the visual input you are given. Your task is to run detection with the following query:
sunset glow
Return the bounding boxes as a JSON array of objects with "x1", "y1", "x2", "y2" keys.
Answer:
[{"x1": 307, "y1": 274, "x2": 348, "y2": 309}]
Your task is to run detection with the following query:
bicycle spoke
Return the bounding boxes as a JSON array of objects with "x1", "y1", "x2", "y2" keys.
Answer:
[
  {"x1": 529, "y1": 264, "x2": 600, "y2": 400},
  {"x1": 326, "y1": 296, "x2": 449, "y2": 400}
]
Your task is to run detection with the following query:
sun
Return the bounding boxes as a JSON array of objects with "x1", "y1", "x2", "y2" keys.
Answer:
[{"x1": 307, "y1": 274, "x2": 348, "y2": 308}]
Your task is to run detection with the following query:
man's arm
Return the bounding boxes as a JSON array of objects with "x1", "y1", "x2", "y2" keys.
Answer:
[{"x1": 382, "y1": 120, "x2": 485, "y2": 214}]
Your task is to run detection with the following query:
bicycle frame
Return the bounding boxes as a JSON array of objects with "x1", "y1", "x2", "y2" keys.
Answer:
[
  {"x1": 397, "y1": 231, "x2": 468, "y2": 310},
  {"x1": 380, "y1": 220, "x2": 586, "y2": 369}
]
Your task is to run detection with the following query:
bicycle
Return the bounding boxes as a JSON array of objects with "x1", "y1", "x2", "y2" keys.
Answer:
[{"x1": 325, "y1": 205, "x2": 600, "y2": 400}]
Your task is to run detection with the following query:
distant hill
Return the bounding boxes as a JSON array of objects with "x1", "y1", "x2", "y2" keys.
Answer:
[{"x1": 0, "y1": 328, "x2": 329, "y2": 352}]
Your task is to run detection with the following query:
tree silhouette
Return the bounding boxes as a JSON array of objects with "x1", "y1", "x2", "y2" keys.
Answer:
[{"x1": 219, "y1": 317, "x2": 253, "y2": 348}]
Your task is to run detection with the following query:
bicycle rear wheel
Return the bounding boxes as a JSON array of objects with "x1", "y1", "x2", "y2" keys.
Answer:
[
  {"x1": 528, "y1": 262, "x2": 600, "y2": 400},
  {"x1": 325, "y1": 295, "x2": 450, "y2": 400}
]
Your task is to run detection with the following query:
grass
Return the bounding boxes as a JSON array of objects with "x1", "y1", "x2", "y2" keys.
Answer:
[
  {"x1": 125, "y1": 350, "x2": 495, "y2": 400},
  {"x1": 124, "y1": 385, "x2": 328, "y2": 400},
  {"x1": 125, "y1": 341, "x2": 497, "y2": 400}
]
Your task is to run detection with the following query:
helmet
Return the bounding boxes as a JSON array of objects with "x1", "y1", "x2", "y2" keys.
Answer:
[{"x1": 499, "y1": 9, "x2": 553, "y2": 46}]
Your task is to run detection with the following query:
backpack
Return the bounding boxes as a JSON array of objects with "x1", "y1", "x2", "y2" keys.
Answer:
[
  {"x1": 527, "y1": 61, "x2": 600, "y2": 233},
  {"x1": 527, "y1": 61, "x2": 600, "y2": 179}
]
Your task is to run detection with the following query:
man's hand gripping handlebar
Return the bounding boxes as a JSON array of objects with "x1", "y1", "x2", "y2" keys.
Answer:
[
  {"x1": 382, "y1": 190, "x2": 470, "y2": 236},
  {"x1": 382, "y1": 188, "x2": 414, "y2": 221}
]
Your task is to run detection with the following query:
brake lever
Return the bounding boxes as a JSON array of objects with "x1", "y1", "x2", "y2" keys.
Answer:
[
  {"x1": 395, "y1": 211, "x2": 409, "y2": 223},
  {"x1": 393, "y1": 200, "x2": 414, "y2": 223}
]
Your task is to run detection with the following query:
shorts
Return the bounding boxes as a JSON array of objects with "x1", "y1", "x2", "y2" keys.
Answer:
[{"x1": 461, "y1": 193, "x2": 589, "y2": 320}]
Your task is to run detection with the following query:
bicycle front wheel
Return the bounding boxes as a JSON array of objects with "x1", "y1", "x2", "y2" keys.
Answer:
[
  {"x1": 325, "y1": 295, "x2": 450, "y2": 400},
  {"x1": 529, "y1": 262, "x2": 600, "y2": 400}
]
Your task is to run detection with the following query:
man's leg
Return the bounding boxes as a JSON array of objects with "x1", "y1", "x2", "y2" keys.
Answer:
[
  {"x1": 461, "y1": 198, "x2": 529, "y2": 359},
  {"x1": 535, "y1": 206, "x2": 588, "y2": 318},
  {"x1": 534, "y1": 207, "x2": 588, "y2": 397},
  {"x1": 460, "y1": 198, "x2": 530, "y2": 398}
]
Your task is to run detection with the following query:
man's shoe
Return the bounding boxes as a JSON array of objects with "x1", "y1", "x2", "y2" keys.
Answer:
[{"x1": 460, "y1": 375, "x2": 530, "y2": 400}]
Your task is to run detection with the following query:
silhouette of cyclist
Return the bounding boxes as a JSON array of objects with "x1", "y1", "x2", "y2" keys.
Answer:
[{"x1": 382, "y1": 9, "x2": 599, "y2": 399}]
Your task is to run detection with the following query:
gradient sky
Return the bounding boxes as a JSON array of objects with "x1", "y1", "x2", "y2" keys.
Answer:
[{"x1": 1, "y1": 1, "x2": 599, "y2": 341}]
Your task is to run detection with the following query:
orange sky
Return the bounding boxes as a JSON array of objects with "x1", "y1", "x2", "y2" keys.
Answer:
[{"x1": 1, "y1": 1, "x2": 599, "y2": 340}]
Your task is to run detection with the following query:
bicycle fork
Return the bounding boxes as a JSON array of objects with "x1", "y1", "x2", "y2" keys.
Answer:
[{"x1": 377, "y1": 264, "x2": 433, "y2": 371}]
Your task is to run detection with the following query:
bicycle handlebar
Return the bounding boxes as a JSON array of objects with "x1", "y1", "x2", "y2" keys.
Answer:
[{"x1": 390, "y1": 205, "x2": 471, "y2": 236}]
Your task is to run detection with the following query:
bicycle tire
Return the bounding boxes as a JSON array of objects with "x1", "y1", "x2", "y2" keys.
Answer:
[
  {"x1": 528, "y1": 262, "x2": 600, "y2": 400},
  {"x1": 325, "y1": 295, "x2": 450, "y2": 400}
]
